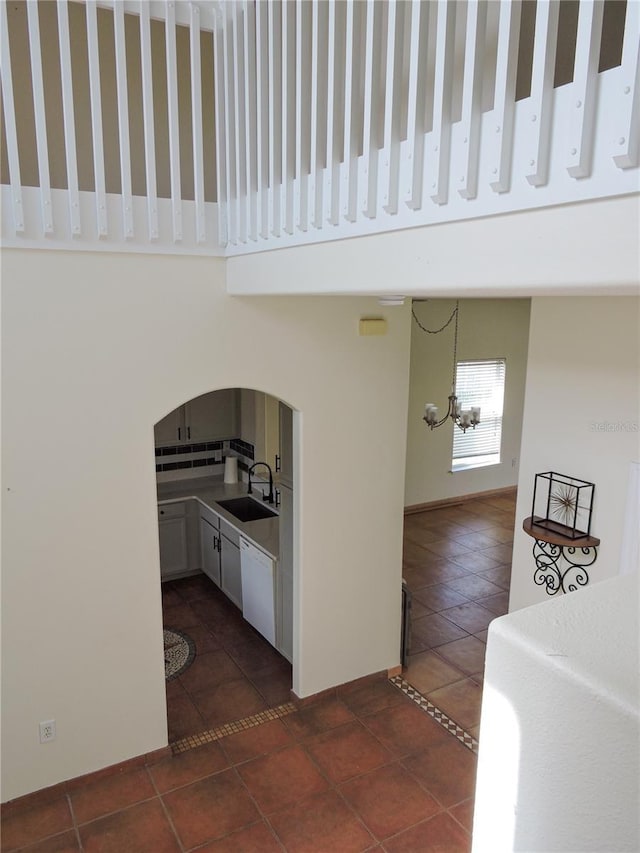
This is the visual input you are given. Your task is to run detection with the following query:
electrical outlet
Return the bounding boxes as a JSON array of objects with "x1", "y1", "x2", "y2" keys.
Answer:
[{"x1": 39, "y1": 719, "x2": 56, "y2": 743}]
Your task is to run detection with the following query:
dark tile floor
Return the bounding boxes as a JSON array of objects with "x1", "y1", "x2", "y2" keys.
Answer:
[
  {"x1": 402, "y1": 493, "x2": 515, "y2": 741},
  {"x1": 1, "y1": 494, "x2": 514, "y2": 852},
  {"x1": 161, "y1": 575, "x2": 293, "y2": 742}
]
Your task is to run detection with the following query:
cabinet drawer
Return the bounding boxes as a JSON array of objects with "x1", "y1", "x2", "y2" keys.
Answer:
[{"x1": 158, "y1": 501, "x2": 186, "y2": 520}]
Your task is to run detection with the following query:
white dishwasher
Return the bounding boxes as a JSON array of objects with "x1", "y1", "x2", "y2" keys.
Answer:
[{"x1": 239, "y1": 538, "x2": 276, "y2": 646}]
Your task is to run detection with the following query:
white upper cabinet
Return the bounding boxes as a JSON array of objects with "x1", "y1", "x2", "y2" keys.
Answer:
[
  {"x1": 154, "y1": 407, "x2": 185, "y2": 446},
  {"x1": 185, "y1": 389, "x2": 239, "y2": 442},
  {"x1": 155, "y1": 389, "x2": 240, "y2": 446}
]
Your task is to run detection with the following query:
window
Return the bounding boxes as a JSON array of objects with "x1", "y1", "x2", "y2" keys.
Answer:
[{"x1": 452, "y1": 359, "x2": 506, "y2": 471}]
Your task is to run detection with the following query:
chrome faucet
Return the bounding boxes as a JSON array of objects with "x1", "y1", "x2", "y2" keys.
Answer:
[{"x1": 247, "y1": 462, "x2": 274, "y2": 504}]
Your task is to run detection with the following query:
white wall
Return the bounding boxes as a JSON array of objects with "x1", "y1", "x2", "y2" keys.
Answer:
[
  {"x1": 405, "y1": 299, "x2": 531, "y2": 507},
  {"x1": 0, "y1": 249, "x2": 412, "y2": 801},
  {"x1": 473, "y1": 572, "x2": 640, "y2": 853},
  {"x1": 474, "y1": 572, "x2": 639, "y2": 853},
  {"x1": 227, "y1": 196, "x2": 640, "y2": 297},
  {"x1": 510, "y1": 296, "x2": 640, "y2": 611}
]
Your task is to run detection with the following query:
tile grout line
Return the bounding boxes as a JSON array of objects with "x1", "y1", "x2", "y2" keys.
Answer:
[
  {"x1": 389, "y1": 675, "x2": 479, "y2": 755},
  {"x1": 147, "y1": 763, "x2": 188, "y2": 853}
]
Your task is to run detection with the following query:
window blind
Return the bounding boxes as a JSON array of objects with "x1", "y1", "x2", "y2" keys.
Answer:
[{"x1": 452, "y1": 359, "x2": 506, "y2": 461}]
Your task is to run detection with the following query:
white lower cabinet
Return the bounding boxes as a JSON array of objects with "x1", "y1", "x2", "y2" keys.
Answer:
[
  {"x1": 200, "y1": 515, "x2": 221, "y2": 587},
  {"x1": 158, "y1": 502, "x2": 189, "y2": 580},
  {"x1": 220, "y1": 520, "x2": 242, "y2": 609}
]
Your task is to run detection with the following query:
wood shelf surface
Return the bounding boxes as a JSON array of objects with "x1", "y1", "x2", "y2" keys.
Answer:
[{"x1": 523, "y1": 517, "x2": 600, "y2": 548}]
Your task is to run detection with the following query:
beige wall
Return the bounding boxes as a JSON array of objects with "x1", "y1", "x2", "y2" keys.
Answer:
[
  {"x1": 405, "y1": 299, "x2": 531, "y2": 506},
  {"x1": 510, "y1": 296, "x2": 640, "y2": 612},
  {"x1": 1, "y1": 249, "x2": 411, "y2": 801}
]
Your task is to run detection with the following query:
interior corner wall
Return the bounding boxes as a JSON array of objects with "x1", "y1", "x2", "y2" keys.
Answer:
[
  {"x1": 509, "y1": 296, "x2": 640, "y2": 612},
  {"x1": 0, "y1": 249, "x2": 411, "y2": 801},
  {"x1": 404, "y1": 299, "x2": 531, "y2": 508}
]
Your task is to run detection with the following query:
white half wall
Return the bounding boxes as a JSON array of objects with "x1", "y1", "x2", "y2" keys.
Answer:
[
  {"x1": 405, "y1": 299, "x2": 531, "y2": 507},
  {"x1": 0, "y1": 249, "x2": 411, "y2": 801},
  {"x1": 473, "y1": 572, "x2": 639, "y2": 853},
  {"x1": 226, "y1": 196, "x2": 640, "y2": 297},
  {"x1": 510, "y1": 296, "x2": 640, "y2": 612}
]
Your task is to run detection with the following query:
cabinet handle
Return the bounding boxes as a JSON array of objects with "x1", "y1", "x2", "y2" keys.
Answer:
[
  {"x1": 275, "y1": 454, "x2": 281, "y2": 472},
  {"x1": 160, "y1": 510, "x2": 165, "y2": 515},
  {"x1": 187, "y1": 426, "x2": 191, "y2": 440},
  {"x1": 213, "y1": 535, "x2": 218, "y2": 550},
  {"x1": 178, "y1": 427, "x2": 181, "y2": 440}
]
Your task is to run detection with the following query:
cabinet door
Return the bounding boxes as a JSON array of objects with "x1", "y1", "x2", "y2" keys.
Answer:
[
  {"x1": 220, "y1": 534, "x2": 242, "y2": 609},
  {"x1": 200, "y1": 516, "x2": 221, "y2": 587},
  {"x1": 158, "y1": 512, "x2": 188, "y2": 580},
  {"x1": 186, "y1": 389, "x2": 239, "y2": 442},
  {"x1": 155, "y1": 406, "x2": 185, "y2": 446},
  {"x1": 278, "y1": 402, "x2": 293, "y2": 488}
]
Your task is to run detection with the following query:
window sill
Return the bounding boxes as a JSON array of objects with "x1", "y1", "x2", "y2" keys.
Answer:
[{"x1": 451, "y1": 455, "x2": 501, "y2": 473}]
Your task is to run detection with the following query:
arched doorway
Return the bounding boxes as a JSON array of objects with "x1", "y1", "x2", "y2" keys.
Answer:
[{"x1": 153, "y1": 387, "x2": 296, "y2": 744}]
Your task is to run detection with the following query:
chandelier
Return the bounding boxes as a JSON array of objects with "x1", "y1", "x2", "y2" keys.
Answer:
[{"x1": 413, "y1": 300, "x2": 481, "y2": 433}]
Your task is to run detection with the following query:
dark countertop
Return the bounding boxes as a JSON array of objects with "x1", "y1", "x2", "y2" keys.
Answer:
[{"x1": 157, "y1": 475, "x2": 279, "y2": 559}]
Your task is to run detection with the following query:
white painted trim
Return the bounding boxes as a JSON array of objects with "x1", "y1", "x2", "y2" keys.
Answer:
[{"x1": 1, "y1": 187, "x2": 223, "y2": 257}]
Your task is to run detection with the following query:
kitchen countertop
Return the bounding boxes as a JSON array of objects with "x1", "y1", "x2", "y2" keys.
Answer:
[{"x1": 157, "y1": 475, "x2": 279, "y2": 559}]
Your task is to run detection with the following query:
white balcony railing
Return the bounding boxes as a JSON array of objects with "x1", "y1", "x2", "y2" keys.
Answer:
[{"x1": 1, "y1": 1, "x2": 638, "y2": 257}]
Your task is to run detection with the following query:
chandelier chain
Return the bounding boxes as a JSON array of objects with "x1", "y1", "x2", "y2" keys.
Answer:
[
  {"x1": 452, "y1": 300, "x2": 459, "y2": 391},
  {"x1": 411, "y1": 302, "x2": 458, "y2": 335}
]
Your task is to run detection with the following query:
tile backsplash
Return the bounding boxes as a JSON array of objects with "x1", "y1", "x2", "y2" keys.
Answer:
[{"x1": 155, "y1": 439, "x2": 255, "y2": 477}]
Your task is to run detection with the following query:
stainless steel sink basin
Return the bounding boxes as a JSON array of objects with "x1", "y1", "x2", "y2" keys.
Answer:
[{"x1": 216, "y1": 496, "x2": 278, "y2": 522}]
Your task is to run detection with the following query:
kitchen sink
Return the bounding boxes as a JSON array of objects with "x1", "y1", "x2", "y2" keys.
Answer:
[{"x1": 216, "y1": 496, "x2": 278, "y2": 522}]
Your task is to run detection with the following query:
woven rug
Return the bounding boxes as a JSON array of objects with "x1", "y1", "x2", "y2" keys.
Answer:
[{"x1": 164, "y1": 628, "x2": 196, "y2": 681}]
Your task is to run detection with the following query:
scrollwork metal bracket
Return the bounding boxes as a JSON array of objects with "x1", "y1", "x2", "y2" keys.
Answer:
[{"x1": 523, "y1": 517, "x2": 600, "y2": 597}]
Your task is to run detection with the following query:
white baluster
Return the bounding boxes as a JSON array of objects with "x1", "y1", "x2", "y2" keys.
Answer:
[
  {"x1": 0, "y1": 0, "x2": 25, "y2": 233},
  {"x1": 244, "y1": 0, "x2": 258, "y2": 241},
  {"x1": 165, "y1": 0, "x2": 182, "y2": 241},
  {"x1": 612, "y1": 0, "x2": 639, "y2": 169},
  {"x1": 340, "y1": 0, "x2": 356, "y2": 222},
  {"x1": 525, "y1": 0, "x2": 560, "y2": 187},
  {"x1": 85, "y1": 0, "x2": 108, "y2": 237},
  {"x1": 458, "y1": 0, "x2": 487, "y2": 200},
  {"x1": 139, "y1": 1, "x2": 158, "y2": 241},
  {"x1": 567, "y1": 0, "x2": 604, "y2": 178},
  {"x1": 26, "y1": 0, "x2": 54, "y2": 235},
  {"x1": 57, "y1": 0, "x2": 81, "y2": 236},
  {"x1": 427, "y1": 0, "x2": 456, "y2": 206},
  {"x1": 213, "y1": 5, "x2": 228, "y2": 246},
  {"x1": 190, "y1": 2, "x2": 207, "y2": 244},
  {"x1": 114, "y1": 1, "x2": 134, "y2": 239},
  {"x1": 489, "y1": 0, "x2": 522, "y2": 193}
]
